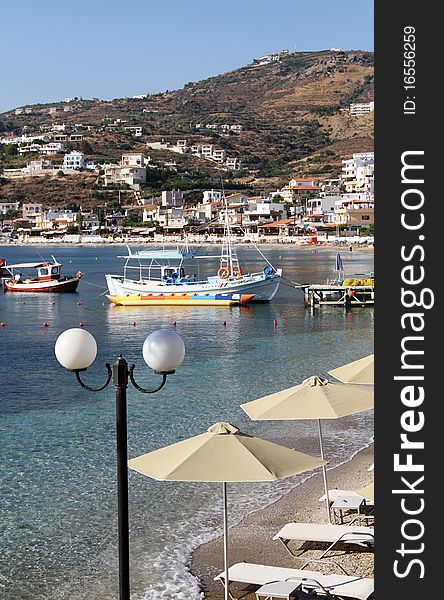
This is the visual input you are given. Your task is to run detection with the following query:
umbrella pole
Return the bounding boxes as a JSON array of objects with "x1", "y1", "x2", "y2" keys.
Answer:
[
  {"x1": 318, "y1": 419, "x2": 332, "y2": 523},
  {"x1": 223, "y1": 482, "x2": 229, "y2": 600}
]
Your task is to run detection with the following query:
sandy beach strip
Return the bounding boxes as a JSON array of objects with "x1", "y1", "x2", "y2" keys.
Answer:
[{"x1": 190, "y1": 443, "x2": 374, "y2": 599}]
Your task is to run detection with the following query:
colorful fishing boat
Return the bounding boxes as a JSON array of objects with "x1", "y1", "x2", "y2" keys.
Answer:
[
  {"x1": 105, "y1": 197, "x2": 282, "y2": 302},
  {"x1": 107, "y1": 292, "x2": 255, "y2": 307},
  {"x1": 2, "y1": 257, "x2": 83, "y2": 293}
]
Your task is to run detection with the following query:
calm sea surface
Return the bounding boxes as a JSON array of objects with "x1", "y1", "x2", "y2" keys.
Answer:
[{"x1": 0, "y1": 244, "x2": 374, "y2": 599}]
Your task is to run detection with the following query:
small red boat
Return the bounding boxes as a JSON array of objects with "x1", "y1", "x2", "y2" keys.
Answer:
[{"x1": 2, "y1": 257, "x2": 83, "y2": 293}]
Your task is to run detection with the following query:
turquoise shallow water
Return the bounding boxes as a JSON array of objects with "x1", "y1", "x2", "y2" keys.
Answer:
[{"x1": 0, "y1": 244, "x2": 374, "y2": 599}]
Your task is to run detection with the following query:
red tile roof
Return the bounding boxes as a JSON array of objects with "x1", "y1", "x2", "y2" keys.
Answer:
[
  {"x1": 290, "y1": 186, "x2": 321, "y2": 191},
  {"x1": 258, "y1": 219, "x2": 295, "y2": 228}
]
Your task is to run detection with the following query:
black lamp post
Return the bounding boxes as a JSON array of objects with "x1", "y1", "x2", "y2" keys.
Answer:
[{"x1": 55, "y1": 328, "x2": 185, "y2": 600}]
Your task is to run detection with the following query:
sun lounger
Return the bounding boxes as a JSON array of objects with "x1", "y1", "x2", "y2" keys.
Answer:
[
  {"x1": 319, "y1": 489, "x2": 374, "y2": 505},
  {"x1": 273, "y1": 522, "x2": 374, "y2": 558},
  {"x1": 214, "y1": 562, "x2": 374, "y2": 600}
]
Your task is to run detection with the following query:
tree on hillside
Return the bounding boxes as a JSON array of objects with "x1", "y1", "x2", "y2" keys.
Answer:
[
  {"x1": 2, "y1": 144, "x2": 18, "y2": 157},
  {"x1": 80, "y1": 140, "x2": 93, "y2": 154}
]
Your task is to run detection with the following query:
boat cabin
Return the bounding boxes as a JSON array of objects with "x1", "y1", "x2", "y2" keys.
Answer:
[
  {"x1": 37, "y1": 263, "x2": 61, "y2": 281},
  {"x1": 120, "y1": 248, "x2": 199, "y2": 284}
]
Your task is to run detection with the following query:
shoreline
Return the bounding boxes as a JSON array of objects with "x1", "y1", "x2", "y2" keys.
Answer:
[
  {"x1": 190, "y1": 443, "x2": 374, "y2": 599},
  {"x1": 0, "y1": 240, "x2": 374, "y2": 251}
]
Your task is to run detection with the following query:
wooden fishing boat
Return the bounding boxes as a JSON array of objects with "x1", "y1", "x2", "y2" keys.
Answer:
[{"x1": 2, "y1": 257, "x2": 82, "y2": 293}]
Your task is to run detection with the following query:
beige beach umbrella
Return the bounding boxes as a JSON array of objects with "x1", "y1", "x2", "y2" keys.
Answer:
[
  {"x1": 328, "y1": 354, "x2": 374, "y2": 385},
  {"x1": 355, "y1": 482, "x2": 374, "y2": 503},
  {"x1": 241, "y1": 376, "x2": 374, "y2": 522},
  {"x1": 129, "y1": 421, "x2": 325, "y2": 600}
]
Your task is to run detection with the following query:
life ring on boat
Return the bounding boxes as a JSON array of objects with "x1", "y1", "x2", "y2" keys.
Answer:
[{"x1": 218, "y1": 267, "x2": 230, "y2": 279}]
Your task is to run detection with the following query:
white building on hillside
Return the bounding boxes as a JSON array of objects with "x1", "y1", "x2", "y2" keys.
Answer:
[
  {"x1": 161, "y1": 189, "x2": 184, "y2": 207},
  {"x1": 0, "y1": 201, "x2": 20, "y2": 215},
  {"x1": 306, "y1": 196, "x2": 341, "y2": 217},
  {"x1": 203, "y1": 189, "x2": 223, "y2": 204},
  {"x1": 342, "y1": 152, "x2": 374, "y2": 198},
  {"x1": 350, "y1": 101, "x2": 374, "y2": 116},
  {"x1": 211, "y1": 149, "x2": 227, "y2": 163},
  {"x1": 41, "y1": 143, "x2": 65, "y2": 154},
  {"x1": 226, "y1": 157, "x2": 241, "y2": 170},
  {"x1": 22, "y1": 203, "x2": 44, "y2": 226},
  {"x1": 63, "y1": 151, "x2": 86, "y2": 170},
  {"x1": 121, "y1": 153, "x2": 146, "y2": 167},
  {"x1": 104, "y1": 153, "x2": 148, "y2": 187},
  {"x1": 45, "y1": 210, "x2": 76, "y2": 230}
]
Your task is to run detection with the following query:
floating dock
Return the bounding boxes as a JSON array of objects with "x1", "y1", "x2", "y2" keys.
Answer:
[{"x1": 301, "y1": 284, "x2": 374, "y2": 307}]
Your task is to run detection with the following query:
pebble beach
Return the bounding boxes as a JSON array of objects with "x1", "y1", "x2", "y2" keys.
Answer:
[{"x1": 191, "y1": 444, "x2": 374, "y2": 599}]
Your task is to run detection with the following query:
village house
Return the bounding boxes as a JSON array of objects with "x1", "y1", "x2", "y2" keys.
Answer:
[
  {"x1": 342, "y1": 152, "x2": 374, "y2": 198},
  {"x1": 242, "y1": 198, "x2": 286, "y2": 226},
  {"x1": 121, "y1": 153, "x2": 146, "y2": 167},
  {"x1": 104, "y1": 153, "x2": 148, "y2": 187},
  {"x1": 40, "y1": 142, "x2": 65, "y2": 154},
  {"x1": 211, "y1": 149, "x2": 227, "y2": 163},
  {"x1": 288, "y1": 178, "x2": 322, "y2": 197},
  {"x1": 24, "y1": 159, "x2": 56, "y2": 175},
  {"x1": 0, "y1": 201, "x2": 20, "y2": 215},
  {"x1": 200, "y1": 144, "x2": 214, "y2": 158},
  {"x1": 22, "y1": 203, "x2": 44, "y2": 227},
  {"x1": 44, "y1": 210, "x2": 76, "y2": 230},
  {"x1": 124, "y1": 126, "x2": 143, "y2": 137},
  {"x1": 161, "y1": 189, "x2": 184, "y2": 207},
  {"x1": 306, "y1": 196, "x2": 340, "y2": 217},
  {"x1": 202, "y1": 189, "x2": 223, "y2": 204},
  {"x1": 63, "y1": 151, "x2": 86, "y2": 170},
  {"x1": 334, "y1": 199, "x2": 374, "y2": 227},
  {"x1": 18, "y1": 144, "x2": 44, "y2": 154},
  {"x1": 349, "y1": 101, "x2": 374, "y2": 116},
  {"x1": 226, "y1": 157, "x2": 241, "y2": 170},
  {"x1": 1, "y1": 134, "x2": 50, "y2": 145}
]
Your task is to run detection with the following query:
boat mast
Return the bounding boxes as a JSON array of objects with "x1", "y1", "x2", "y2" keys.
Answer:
[{"x1": 220, "y1": 192, "x2": 240, "y2": 276}]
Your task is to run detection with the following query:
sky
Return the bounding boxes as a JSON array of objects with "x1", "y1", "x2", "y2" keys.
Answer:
[{"x1": 0, "y1": 0, "x2": 374, "y2": 113}]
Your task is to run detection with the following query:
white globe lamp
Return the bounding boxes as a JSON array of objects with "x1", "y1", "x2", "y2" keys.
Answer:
[
  {"x1": 142, "y1": 329, "x2": 185, "y2": 373},
  {"x1": 55, "y1": 328, "x2": 97, "y2": 371}
]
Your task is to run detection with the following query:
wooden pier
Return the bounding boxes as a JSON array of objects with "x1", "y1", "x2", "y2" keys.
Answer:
[{"x1": 301, "y1": 283, "x2": 374, "y2": 307}]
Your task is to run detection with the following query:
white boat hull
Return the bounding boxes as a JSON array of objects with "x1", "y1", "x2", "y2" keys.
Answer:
[{"x1": 105, "y1": 270, "x2": 282, "y2": 302}]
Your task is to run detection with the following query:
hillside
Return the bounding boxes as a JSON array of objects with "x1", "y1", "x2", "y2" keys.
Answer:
[{"x1": 0, "y1": 50, "x2": 373, "y2": 207}]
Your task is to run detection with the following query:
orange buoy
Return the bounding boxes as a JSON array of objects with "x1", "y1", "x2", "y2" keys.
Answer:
[
  {"x1": 43, "y1": 322, "x2": 49, "y2": 327},
  {"x1": 22, "y1": 301, "x2": 26, "y2": 304},
  {"x1": 131, "y1": 321, "x2": 137, "y2": 327},
  {"x1": 0, "y1": 322, "x2": 6, "y2": 327},
  {"x1": 273, "y1": 319, "x2": 277, "y2": 329}
]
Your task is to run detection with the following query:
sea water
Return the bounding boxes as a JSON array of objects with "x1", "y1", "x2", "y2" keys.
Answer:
[{"x1": 0, "y1": 244, "x2": 374, "y2": 599}]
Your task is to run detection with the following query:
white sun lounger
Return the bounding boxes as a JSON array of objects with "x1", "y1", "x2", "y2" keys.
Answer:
[
  {"x1": 214, "y1": 562, "x2": 374, "y2": 600},
  {"x1": 273, "y1": 523, "x2": 374, "y2": 558},
  {"x1": 319, "y1": 490, "x2": 365, "y2": 502}
]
